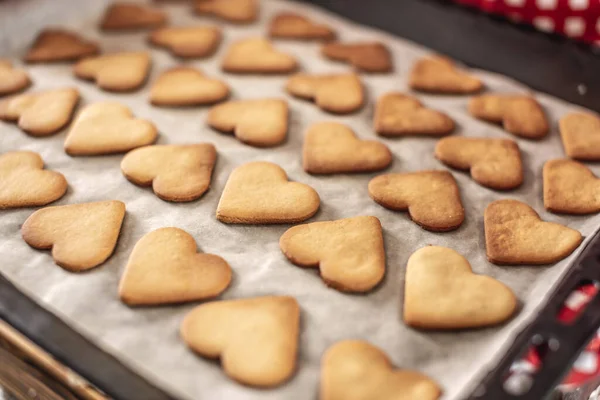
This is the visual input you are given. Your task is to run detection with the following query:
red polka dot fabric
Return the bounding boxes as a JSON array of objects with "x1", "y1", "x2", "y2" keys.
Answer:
[{"x1": 454, "y1": 0, "x2": 600, "y2": 45}]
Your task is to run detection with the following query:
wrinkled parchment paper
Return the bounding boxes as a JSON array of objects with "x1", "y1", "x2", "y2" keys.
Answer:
[{"x1": 1, "y1": 1, "x2": 600, "y2": 399}]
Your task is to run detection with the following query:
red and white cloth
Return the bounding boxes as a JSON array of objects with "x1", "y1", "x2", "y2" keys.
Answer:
[{"x1": 454, "y1": 0, "x2": 600, "y2": 45}]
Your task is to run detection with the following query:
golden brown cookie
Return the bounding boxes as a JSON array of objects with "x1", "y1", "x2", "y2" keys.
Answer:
[
  {"x1": 207, "y1": 99, "x2": 288, "y2": 147},
  {"x1": 217, "y1": 161, "x2": 320, "y2": 224},
  {"x1": 181, "y1": 296, "x2": 299, "y2": 387},
  {"x1": 280, "y1": 216, "x2": 386, "y2": 292},
  {"x1": 0, "y1": 88, "x2": 79, "y2": 136},
  {"x1": 321, "y1": 42, "x2": 393, "y2": 73},
  {"x1": 321, "y1": 340, "x2": 442, "y2": 400},
  {"x1": 221, "y1": 38, "x2": 298, "y2": 74},
  {"x1": 0, "y1": 151, "x2": 67, "y2": 209},
  {"x1": 64, "y1": 102, "x2": 158, "y2": 156},
  {"x1": 303, "y1": 122, "x2": 391, "y2": 174},
  {"x1": 150, "y1": 67, "x2": 229, "y2": 107},
  {"x1": 368, "y1": 170, "x2": 464, "y2": 232},
  {"x1": 194, "y1": 0, "x2": 258, "y2": 23},
  {"x1": 24, "y1": 29, "x2": 99, "y2": 63},
  {"x1": 404, "y1": 246, "x2": 517, "y2": 329},
  {"x1": 74, "y1": 52, "x2": 151, "y2": 92},
  {"x1": 543, "y1": 159, "x2": 600, "y2": 215},
  {"x1": 435, "y1": 137, "x2": 523, "y2": 190},
  {"x1": 469, "y1": 94, "x2": 549, "y2": 140},
  {"x1": 409, "y1": 56, "x2": 483, "y2": 94},
  {"x1": 149, "y1": 26, "x2": 222, "y2": 58},
  {"x1": 100, "y1": 3, "x2": 167, "y2": 31},
  {"x1": 374, "y1": 92, "x2": 455, "y2": 137},
  {"x1": 121, "y1": 144, "x2": 216, "y2": 202},
  {"x1": 269, "y1": 13, "x2": 335, "y2": 41},
  {"x1": 22, "y1": 200, "x2": 126, "y2": 272},
  {"x1": 0, "y1": 60, "x2": 31, "y2": 96},
  {"x1": 484, "y1": 199, "x2": 582, "y2": 265},
  {"x1": 286, "y1": 73, "x2": 363, "y2": 114},
  {"x1": 119, "y1": 227, "x2": 231, "y2": 305},
  {"x1": 559, "y1": 112, "x2": 600, "y2": 161}
]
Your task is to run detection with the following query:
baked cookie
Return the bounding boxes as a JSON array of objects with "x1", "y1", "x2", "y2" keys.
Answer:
[
  {"x1": 0, "y1": 151, "x2": 67, "y2": 209},
  {"x1": 150, "y1": 67, "x2": 229, "y2": 107},
  {"x1": 0, "y1": 88, "x2": 79, "y2": 136},
  {"x1": 269, "y1": 13, "x2": 335, "y2": 41},
  {"x1": 217, "y1": 161, "x2": 320, "y2": 224},
  {"x1": 181, "y1": 296, "x2": 299, "y2": 387},
  {"x1": 149, "y1": 26, "x2": 222, "y2": 59},
  {"x1": 221, "y1": 38, "x2": 297, "y2": 74},
  {"x1": 559, "y1": 112, "x2": 600, "y2": 161},
  {"x1": 74, "y1": 52, "x2": 151, "y2": 92},
  {"x1": 100, "y1": 3, "x2": 167, "y2": 31},
  {"x1": 286, "y1": 73, "x2": 363, "y2": 114},
  {"x1": 207, "y1": 99, "x2": 288, "y2": 147},
  {"x1": 469, "y1": 94, "x2": 549, "y2": 140},
  {"x1": 121, "y1": 144, "x2": 217, "y2": 202},
  {"x1": 404, "y1": 246, "x2": 517, "y2": 329},
  {"x1": 368, "y1": 170, "x2": 464, "y2": 232},
  {"x1": 321, "y1": 340, "x2": 442, "y2": 400},
  {"x1": 484, "y1": 199, "x2": 582, "y2": 265},
  {"x1": 374, "y1": 92, "x2": 455, "y2": 137},
  {"x1": 119, "y1": 227, "x2": 231, "y2": 306},
  {"x1": 303, "y1": 122, "x2": 391, "y2": 174},
  {"x1": 409, "y1": 56, "x2": 483, "y2": 94},
  {"x1": 64, "y1": 102, "x2": 158, "y2": 156},
  {"x1": 543, "y1": 159, "x2": 600, "y2": 215},
  {"x1": 194, "y1": 0, "x2": 258, "y2": 24},
  {"x1": 24, "y1": 29, "x2": 99, "y2": 63},
  {"x1": 280, "y1": 216, "x2": 385, "y2": 292},
  {"x1": 321, "y1": 42, "x2": 393, "y2": 73},
  {"x1": 435, "y1": 137, "x2": 523, "y2": 190},
  {"x1": 0, "y1": 60, "x2": 31, "y2": 96},
  {"x1": 22, "y1": 200, "x2": 126, "y2": 272}
]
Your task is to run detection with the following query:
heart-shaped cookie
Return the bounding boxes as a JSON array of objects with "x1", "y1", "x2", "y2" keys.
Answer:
[
  {"x1": 286, "y1": 73, "x2": 364, "y2": 114},
  {"x1": 0, "y1": 151, "x2": 67, "y2": 209},
  {"x1": 121, "y1": 144, "x2": 217, "y2": 202},
  {"x1": 303, "y1": 122, "x2": 391, "y2": 174},
  {"x1": 119, "y1": 227, "x2": 231, "y2": 305},
  {"x1": 217, "y1": 161, "x2": 320, "y2": 224},
  {"x1": 100, "y1": 3, "x2": 167, "y2": 31},
  {"x1": 24, "y1": 29, "x2": 99, "y2": 63},
  {"x1": 194, "y1": 0, "x2": 258, "y2": 23},
  {"x1": 0, "y1": 60, "x2": 31, "y2": 96},
  {"x1": 64, "y1": 102, "x2": 158, "y2": 156},
  {"x1": 559, "y1": 112, "x2": 600, "y2": 161},
  {"x1": 321, "y1": 340, "x2": 442, "y2": 400},
  {"x1": 321, "y1": 42, "x2": 393, "y2": 73},
  {"x1": 369, "y1": 170, "x2": 464, "y2": 232},
  {"x1": 485, "y1": 199, "x2": 582, "y2": 265},
  {"x1": 74, "y1": 52, "x2": 151, "y2": 92},
  {"x1": 207, "y1": 98, "x2": 288, "y2": 147},
  {"x1": 149, "y1": 26, "x2": 222, "y2": 59},
  {"x1": 0, "y1": 88, "x2": 79, "y2": 136},
  {"x1": 544, "y1": 159, "x2": 600, "y2": 215},
  {"x1": 221, "y1": 38, "x2": 298, "y2": 74},
  {"x1": 404, "y1": 246, "x2": 517, "y2": 329},
  {"x1": 150, "y1": 67, "x2": 229, "y2": 107},
  {"x1": 269, "y1": 13, "x2": 335, "y2": 41},
  {"x1": 280, "y1": 216, "x2": 385, "y2": 292},
  {"x1": 469, "y1": 94, "x2": 549, "y2": 139},
  {"x1": 409, "y1": 56, "x2": 483, "y2": 94},
  {"x1": 374, "y1": 92, "x2": 455, "y2": 137},
  {"x1": 22, "y1": 200, "x2": 126, "y2": 272},
  {"x1": 181, "y1": 295, "x2": 299, "y2": 387},
  {"x1": 435, "y1": 137, "x2": 523, "y2": 190}
]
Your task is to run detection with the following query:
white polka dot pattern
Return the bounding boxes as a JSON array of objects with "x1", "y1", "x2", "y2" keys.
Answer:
[{"x1": 564, "y1": 17, "x2": 586, "y2": 37}]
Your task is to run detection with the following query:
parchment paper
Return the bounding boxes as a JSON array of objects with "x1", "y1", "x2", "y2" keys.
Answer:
[{"x1": 1, "y1": 1, "x2": 599, "y2": 399}]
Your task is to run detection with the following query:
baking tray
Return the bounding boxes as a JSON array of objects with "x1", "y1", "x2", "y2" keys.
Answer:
[{"x1": 1, "y1": 0, "x2": 600, "y2": 399}]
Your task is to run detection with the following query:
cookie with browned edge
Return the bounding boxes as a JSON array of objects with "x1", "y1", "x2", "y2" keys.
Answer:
[
  {"x1": 322, "y1": 41, "x2": 392, "y2": 73},
  {"x1": 0, "y1": 60, "x2": 31, "y2": 96},
  {"x1": 195, "y1": 0, "x2": 258, "y2": 23},
  {"x1": 100, "y1": 3, "x2": 167, "y2": 31},
  {"x1": 409, "y1": 56, "x2": 483, "y2": 94},
  {"x1": 150, "y1": 67, "x2": 229, "y2": 106},
  {"x1": 269, "y1": 13, "x2": 335, "y2": 41},
  {"x1": 24, "y1": 29, "x2": 99, "y2": 63},
  {"x1": 221, "y1": 38, "x2": 297, "y2": 74},
  {"x1": 286, "y1": 73, "x2": 363, "y2": 114},
  {"x1": 559, "y1": 112, "x2": 600, "y2": 161},
  {"x1": 74, "y1": 52, "x2": 151, "y2": 92},
  {"x1": 543, "y1": 159, "x2": 600, "y2": 215},
  {"x1": 149, "y1": 26, "x2": 222, "y2": 59}
]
